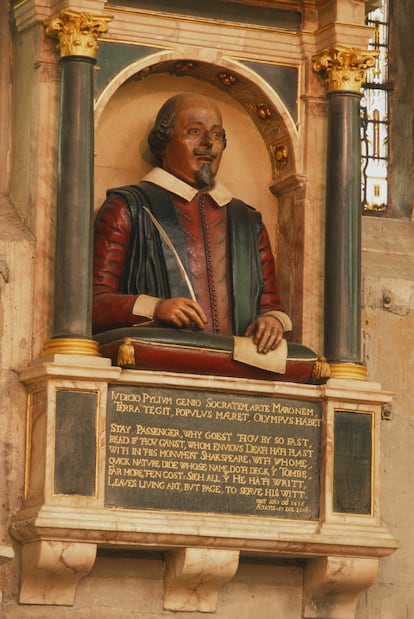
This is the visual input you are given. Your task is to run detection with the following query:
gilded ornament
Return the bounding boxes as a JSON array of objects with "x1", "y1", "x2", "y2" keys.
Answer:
[
  {"x1": 256, "y1": 103, "x2": 272, "y2": 121},
  {"x1": 44, "y1": 9, "x2": 112, "y2": 59},
  {"x1": 272, "y1": 143, "x2": 288, "y2": 169},
  {"x1": 217, "y1": 72, "x2": 238, "y2": 87},
  {"x1": 311, "y1": 357, "x2": 331, "y2": 382},
  {"x1": 117, "y1": 337, "x2": 135, "y2": 367},
  {"x1": 173, "y1": 61, "x2": 195, "y2": 74},
  {"x1": 313, "y1": 45, "x2": 378, "y2": 93}
]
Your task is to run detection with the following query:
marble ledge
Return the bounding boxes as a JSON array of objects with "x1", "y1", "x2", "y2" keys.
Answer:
[
  {"x1": 321, "y1": 378, "x2": 393, "y2": 405},
  {"x1": 17, "y1": 357, "x2": 327, "y2": 398},
  {"x1": 17, "y1": 350, "x2": 392, "y2": 403},
  {"x1": 10, "y1": 504, "x2": 399, "y2": 560},
  {"x1": 19, "y1": 353, "x2": 121, "y2": 385},
  {"x1": 118, "y1": 368, "x2": 323, "y2": 398},
  {"x1": 108, "y1": 368, "x2": 392, "y2": 405}
]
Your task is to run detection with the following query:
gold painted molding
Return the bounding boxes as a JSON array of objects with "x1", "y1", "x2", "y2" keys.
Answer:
[
  {"x1": 44, "y1": 9, "x2": 112, "y2": 59},
  {"x1": 42, "y1": 338, "x2": 100, "y2": 357},
  {"x1": 329, "y1": 362, "x2": 368, "y2": 381},
  {"x1": 313, "y1": 45, "x2": 378, "y2": 93}
]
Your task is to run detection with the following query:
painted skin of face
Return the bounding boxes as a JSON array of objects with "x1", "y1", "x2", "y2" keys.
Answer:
[{"x1": 161, "y1": 95, "x2": 226, "y2": 189}]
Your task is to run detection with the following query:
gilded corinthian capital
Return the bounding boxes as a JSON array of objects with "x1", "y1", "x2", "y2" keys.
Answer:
[
  {"x1": 313, "y1": 45, "x2": 378, "y2": 93},
  {"x1": 44, "y1": 9, "x2": 112, "y2": 59}
]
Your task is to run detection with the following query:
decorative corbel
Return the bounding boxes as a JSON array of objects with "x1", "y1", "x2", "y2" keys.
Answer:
[
  {"x1": 303, "y1": 556, "x2": 379, "y2": 619},
  {"x1": 164, "y1": 548, "x2": 240, "y2": 612},
  {"x1": 19, "y1": 541, "x2": 97, "y2": 605}
]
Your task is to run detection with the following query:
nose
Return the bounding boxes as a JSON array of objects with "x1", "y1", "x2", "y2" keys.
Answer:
[{"x1": 200, "y1": 129, "x2": 213, "y2": 148}]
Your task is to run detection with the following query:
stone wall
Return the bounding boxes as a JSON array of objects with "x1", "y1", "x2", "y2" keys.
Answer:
[{"x1": 356, "y1": 217, "x2": 414, "y2": 617}]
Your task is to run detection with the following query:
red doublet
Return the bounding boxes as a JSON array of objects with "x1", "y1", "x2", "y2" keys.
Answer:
[
  {"x1": 174, "y1": 192, "x2": 232, "y2": 334},
  {"x1": 93, "y1": 188, "x2": 285, "y2": 334}
]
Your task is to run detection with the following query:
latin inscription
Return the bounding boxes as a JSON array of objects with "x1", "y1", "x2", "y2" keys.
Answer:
[{"x1": 105, "y1": 386, "x2": 322, "y2": 519}]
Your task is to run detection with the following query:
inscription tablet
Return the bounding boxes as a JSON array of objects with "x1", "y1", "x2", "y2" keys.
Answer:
[{"x1": 105, "y1": 385, "x2": 322, "y2": 520}]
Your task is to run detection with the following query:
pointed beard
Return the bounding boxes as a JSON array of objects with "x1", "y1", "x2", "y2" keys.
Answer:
[{"x1": 195, "y1": 163, "x2": 214, "y2": 189}]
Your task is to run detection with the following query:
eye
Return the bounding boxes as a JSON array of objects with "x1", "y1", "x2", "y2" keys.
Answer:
[
  {"x1": 188, "y1": 127, "x2": 201, "y2": 136},
  {"x1": 211, "y1": 130, "x2": 223, "y2": 141}
]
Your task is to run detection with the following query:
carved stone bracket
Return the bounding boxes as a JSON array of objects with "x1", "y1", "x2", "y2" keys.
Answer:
[
  {"x1": 313, "y1": 45, "x2": 378, "y2": 93},
  {"x1": 19, "y1": 541, "x2": 97, "y2": 605},
  {"x1": 163, "y1": 547, "x2": 240, "y2": 612},
  {"x1": 303, "y1": 556, "x2": 379, "y2": 619}
]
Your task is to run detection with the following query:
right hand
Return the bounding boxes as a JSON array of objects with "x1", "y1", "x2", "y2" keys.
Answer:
[{"x1": 154, "y1": 297, "x2": 207, "y2": 330}]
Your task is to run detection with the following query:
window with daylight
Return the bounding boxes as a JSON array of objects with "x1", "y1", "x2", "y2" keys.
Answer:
[{"x1": 361, "y1": 0, "x2": 390, "y2": 214}]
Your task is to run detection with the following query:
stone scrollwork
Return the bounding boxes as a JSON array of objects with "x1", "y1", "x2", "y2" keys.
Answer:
[
  {"x1": 313, "y1": 45, "x2": 378, "y2": 93},
  {"x1": 44, "y1": 9, "x2": 112, "y2": 59}
]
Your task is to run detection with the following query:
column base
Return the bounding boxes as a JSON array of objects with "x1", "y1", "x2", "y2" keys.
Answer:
[
  {"x1": 329, "y1": 362, "x2": 368, "y2": 381},
  {"x1": 42, "y1": 337, "x2": 100, "y2": 357}
]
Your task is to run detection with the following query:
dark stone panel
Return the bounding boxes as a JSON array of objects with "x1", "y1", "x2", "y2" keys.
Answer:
[
  {"x1": 105, "y1": 384, "x2": 322, "y2": 520},
  {"x1": 242, "y1": 61, "x2": 298, "y2": 124},
  {"x1": 333, "y1": 410, "x2": 372, "y2": 514},
  {"x1": 54, "y1": 390, "x2": 97, "y2": 496},
  {"x1": 95, "y1": 42, "x2": 162, "y2": 96}
]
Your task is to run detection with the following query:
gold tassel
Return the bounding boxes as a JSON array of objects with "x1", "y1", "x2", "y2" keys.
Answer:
[
  {"x1": 312, "y1": 356, "x2": 331, "y2": 382},
  {"x1": 117, "y1": 337, "x2": 135, "y2": 367}
]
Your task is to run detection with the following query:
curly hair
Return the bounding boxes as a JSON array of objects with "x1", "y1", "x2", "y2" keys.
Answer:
[{"x1": 147, "y1": 94, "x2": 226, "y2": 162}]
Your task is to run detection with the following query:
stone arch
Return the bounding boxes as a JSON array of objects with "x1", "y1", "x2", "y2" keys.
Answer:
[
  {"x1": 94, "y1": 50, "x2": 305, "y2": 340},
  {"x1": 95, "y1": 50, "x2": 299, "y2": 176}
]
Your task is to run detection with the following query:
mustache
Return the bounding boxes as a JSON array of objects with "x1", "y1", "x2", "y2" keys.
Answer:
[{"x1": 193, "y1": 149, "x2": 218, "y2": 160}]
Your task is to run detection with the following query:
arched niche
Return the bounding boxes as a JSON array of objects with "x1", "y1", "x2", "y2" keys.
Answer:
[{"x1": 94, "y1": 53, "x2": 305, "y2": 340}]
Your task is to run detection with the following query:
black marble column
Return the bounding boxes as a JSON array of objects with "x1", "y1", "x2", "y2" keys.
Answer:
[
  {"x1": 313, "y1": 46, "x2": 377, "y2": 380},
  {"x1": 324, "y1": 91, "x2": 363, "y2": 368},
  {"x1": 53, "y1": 55, "x2": 95, "y2": 343},
  {"x1": 43, "y1": 10, "x2": 110, "y2": 355}
]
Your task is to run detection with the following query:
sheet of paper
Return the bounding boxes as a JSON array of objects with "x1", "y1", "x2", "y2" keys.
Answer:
[{"x1": 233, "y1": 336, "x2": 287, "y2": 373}]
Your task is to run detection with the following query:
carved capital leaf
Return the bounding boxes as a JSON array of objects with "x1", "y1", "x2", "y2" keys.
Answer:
[
  {"x1": 313, "y1": 45, "x2": 378, "y2": 93},
  {"x1": 44, "y1": 9, "x2": 112, "y2": 59}
]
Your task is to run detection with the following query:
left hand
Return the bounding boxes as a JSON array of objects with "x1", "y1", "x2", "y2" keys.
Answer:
[{"x1": 244, "y1": 315, "x2": 283, "y2": 354}]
